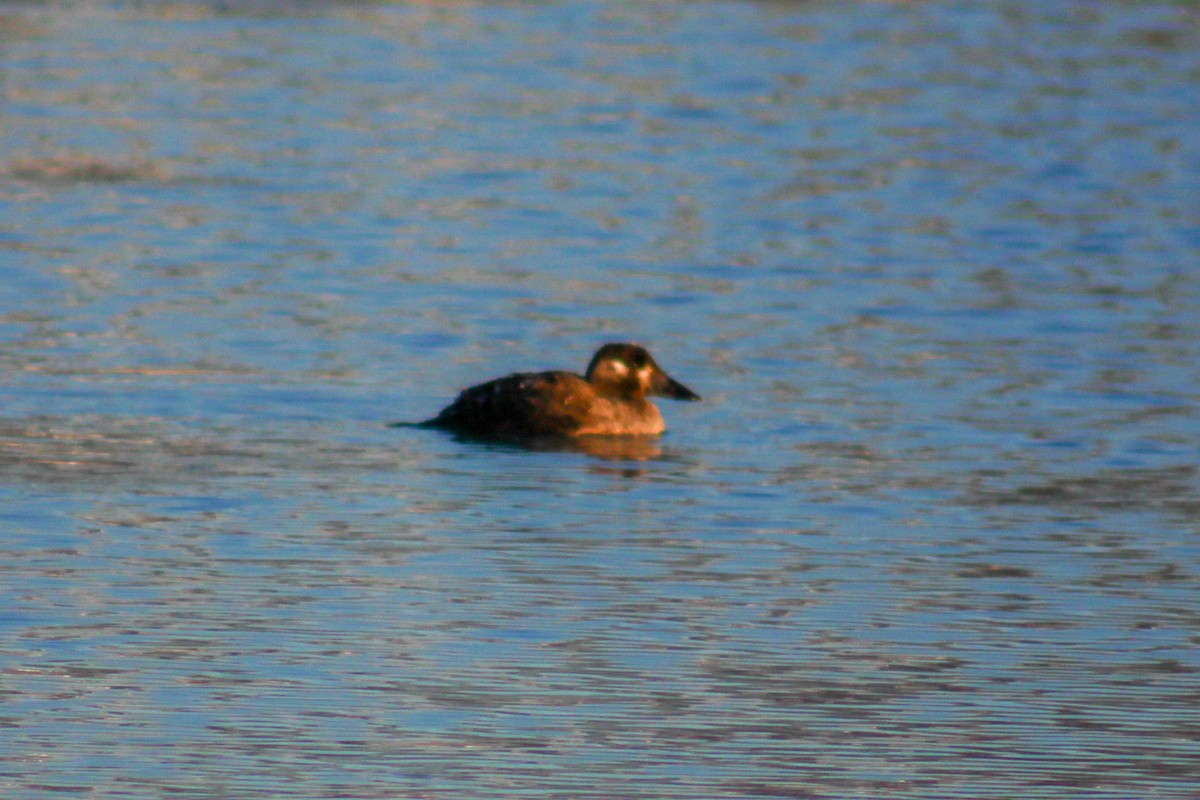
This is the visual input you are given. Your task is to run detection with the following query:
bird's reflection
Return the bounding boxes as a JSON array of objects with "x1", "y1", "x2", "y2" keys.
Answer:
[{"x1": 447, "y1": 431, "x2": 666, "y2": 461}]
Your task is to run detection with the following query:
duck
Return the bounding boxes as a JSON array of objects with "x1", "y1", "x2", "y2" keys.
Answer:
[{"x1": 413, "y1": 343, "x2": 700, "y2": 438}]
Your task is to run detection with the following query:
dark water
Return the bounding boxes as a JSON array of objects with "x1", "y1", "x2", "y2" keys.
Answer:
[{"x1": 2, "y1": 1, "x2": 1199, "y2": 797}]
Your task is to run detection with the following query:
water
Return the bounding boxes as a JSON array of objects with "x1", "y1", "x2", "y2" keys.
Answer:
[{"x1": 1, "y1": 1, "x2": 1198, "y2": 797}]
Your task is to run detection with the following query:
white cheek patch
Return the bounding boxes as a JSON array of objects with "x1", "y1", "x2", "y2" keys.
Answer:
[
  {"x1": 638, "y1": 366, "x2": 653, "y2": 387},
  {"x1": 608, "y1": 361, "x2": 629, "y2": 378}
]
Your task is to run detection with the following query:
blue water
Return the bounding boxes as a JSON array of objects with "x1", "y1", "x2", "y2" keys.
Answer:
[{"x1": 1, "y1": 1, "x2": 1199, "y2": 798}]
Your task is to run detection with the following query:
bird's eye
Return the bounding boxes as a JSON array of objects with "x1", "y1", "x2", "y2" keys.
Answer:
[{"x1": 630, "y1": 351, "x2": 648, "y2": 368}]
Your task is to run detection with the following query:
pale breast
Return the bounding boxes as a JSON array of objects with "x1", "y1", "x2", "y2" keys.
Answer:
[{"x1": 574, "y1": 397, "x2": 665, "y2": 436}]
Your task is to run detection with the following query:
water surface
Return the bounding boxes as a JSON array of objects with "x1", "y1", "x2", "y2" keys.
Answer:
[{"x1": 1, "y1": 1, "x2": 1199, "y2": 798}]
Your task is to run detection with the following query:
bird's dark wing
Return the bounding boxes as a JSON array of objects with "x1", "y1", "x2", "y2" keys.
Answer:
[{"x1": 421, "y1": 371, "x2": 592, "y2": 437}]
